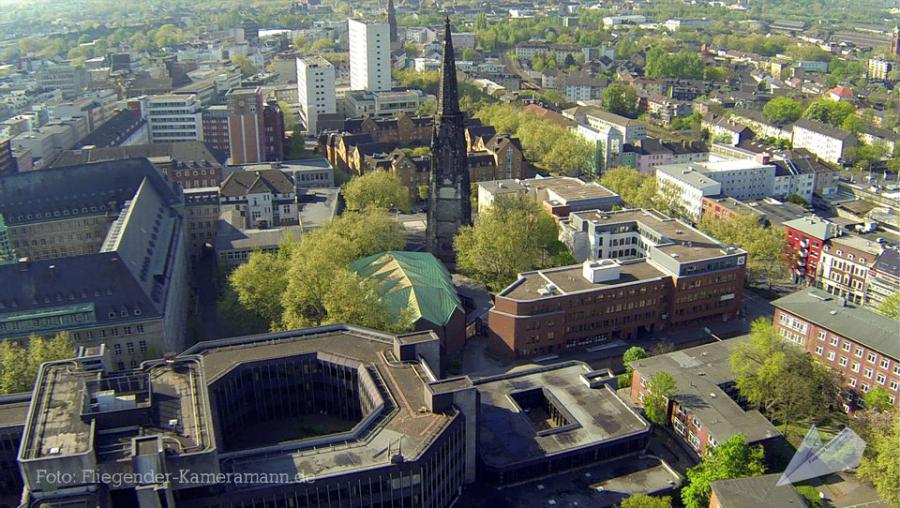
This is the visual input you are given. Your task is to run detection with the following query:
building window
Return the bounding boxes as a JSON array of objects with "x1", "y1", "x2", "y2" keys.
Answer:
[
  {"x1": 876, "y1": 374, "x2": 886, "y2": 385},
  {"x1": 829, "y1": 336, "x2": 839, "y2": 346},
  {"x1": 842, "y1": 342, "x2": 851, "y2": 352},
  {"x1": 864, "y1": 368, "x2": 873, "y2": 379},
  {"x1": 849, "y1": 378, "x2": 857, "y2": 387},
  {"x1": 839, "y1": 357, "x2": 848, "y2": 367},
  {"x1": 127, "y1": 342, "x2": 135, "y2": 354},
  {"x1": 861, "y1": 384, "x2": 870, "y2": 393},
  {"x1": 890, "y1": 380, "x2": 898, "y2": 391},
  {"x1": 139, "y1": 340, "x2": 147, "y2": 353},
  {"x1": 815, "y1": 346, "x2": 824, "y2": 355},
  {"x1": 880, "y1": 359, "x2": 890, "y2": 370},
  {"x1": 827, "y1": 351, "x2": 835, "y2": 361},
  {"x1": 673, "y1": 419, "x2": 686, "y2": 435},
  {"x1": 855, "y1": 347, "x2": 863, "y2": 358},
  {"x1": 688, "y1": 432, "x2": 701, "y2": 450},
  {"x1": 852, "y1": 363, "x2": 860, "y2": 373},
  {"x1": 817, "y1": 330, "x2": 826, "y2": 341},
  {"x1": 867, "y1": 352, "x2": 877, "y2": 363},
  {"x1": 114, "y1": 344, "x2": 122, "y2": 355}
]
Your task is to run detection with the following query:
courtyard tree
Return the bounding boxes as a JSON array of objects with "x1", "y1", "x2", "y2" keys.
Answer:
[
  {"x1": 0, "y1": 332, "x2": 75, "y2": 394},
  {"x1": 681, "y1": 434, "x2": 766, "y2": 508},
  {"x1": 643, "y1": 371, "x2": 676, "y2": 426},
  {"x1": 454, "y1": 195, "x2": 566, "y2": 291},
  {"x1": 342, "y1": 170, "x2": 412, "y2": 212}
]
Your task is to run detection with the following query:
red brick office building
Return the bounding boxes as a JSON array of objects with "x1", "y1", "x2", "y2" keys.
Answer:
[
  {"x1": 489, "y1": 209, "x2": 747, "y2": 359},
  {"x1": 772, "y1": 289, "x2": 900, "y2": 410}
]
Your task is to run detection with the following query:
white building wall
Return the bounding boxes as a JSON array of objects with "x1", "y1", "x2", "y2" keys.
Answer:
[
  {"x1": 349, "y1": 19, "x2": 391, "y2": 92},
  {"x1": 297, "y1": 57, "x2": 336, "y2": 134}
]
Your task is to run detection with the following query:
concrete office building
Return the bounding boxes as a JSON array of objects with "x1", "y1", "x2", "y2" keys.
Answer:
[
  {"x1": 201, "y1": 105, "x2": 230, "y2": 153},
  {"x1": 349, "y1": 18, "x2": 392, "y2": 92},
  {"x1": 475, "y1": 362, "x2": 650, "y2": 484},
  {"x1": 0, "y1": 394, "x2": 29, "y2": 503},
  {"x1": 0, "y1": 159, "x2": 190, "y2": 367},
  {"x1": 226, "y1": 87, "x2": 265, "y2": 164},
  {"x1": 489, "y1": 209, "x2": 747, "y2": 359},
  {"x1": 146, "y1": 94, "x2": 204, "y2": 144},
  {"x1": 16, "y1": 326, "x2": 472, "y2": 508},
  {"x1": 12, "y1": 322, "x2": 654, "y2": 507},
  {"x1": 297, "y1": 56, "x2": 336, "y2": 135}
]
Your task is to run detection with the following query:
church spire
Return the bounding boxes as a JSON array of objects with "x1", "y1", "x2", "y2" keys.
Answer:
[
  {"x1": 425, "y1": 16, "x2": 470, "y2": 266},
  {"x1": 438, "y1": 17, "x2": 460, "y2": 117},
  {"x1": 386, "y1": 0, "x2": 398, "y2": 44}
]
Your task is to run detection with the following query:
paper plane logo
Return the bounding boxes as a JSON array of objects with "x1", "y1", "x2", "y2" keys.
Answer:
[{"x1": 777, "y1": 425, "x2": 866, "y2": 486}]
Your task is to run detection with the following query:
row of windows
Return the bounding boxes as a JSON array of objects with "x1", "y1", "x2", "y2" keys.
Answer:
[{"x1": 71, "y1": 324, "x2": 145, "y2": 342}]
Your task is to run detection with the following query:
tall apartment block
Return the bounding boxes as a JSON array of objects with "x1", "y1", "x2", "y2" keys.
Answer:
[
  {"x1": 226, "y1": 87, "x2": 265, "y2": 164},
  {"x1": 145, "y1": 94, "x2": 204, "y2": 144},
  {"x1": 348, "y1": 18, "x2": 392, "y2": 92},
  {"x1": 297, "y1": 56, "x2": 336, "y2": 135}
]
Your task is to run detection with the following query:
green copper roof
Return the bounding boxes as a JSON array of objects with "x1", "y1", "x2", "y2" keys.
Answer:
[{"x1": 349, "y1": 251, "x2": 461, "y2": 327}]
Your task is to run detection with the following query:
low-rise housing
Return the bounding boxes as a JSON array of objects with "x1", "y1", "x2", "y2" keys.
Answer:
[{"x1": 629, "y1": 337, "x2": 785, "y2": 456}]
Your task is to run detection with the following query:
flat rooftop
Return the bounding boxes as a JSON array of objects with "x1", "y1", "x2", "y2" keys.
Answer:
[
  {"x1": 474, "y1": 362, "x2": 649, "y2": 468},
  {"x1": 20, "y1": 357, "x2": 210, "y2": 462},
  {"x1": 572, "y1": 209, "x2": 739, "y2": 263},
  {"x1": 828, "y1": 234, "x2": 884, "y2": 257},
  {"x1": 0, "y1": 395, "x2": 30, "y2": 429},
  {"x1": 501, "y1": 260, "x2": 666, "y2": 301},
  {"x1": 772, "y1": 289, "x2": 900, "y2": 360},
  {"x1": 630, "y1": 337, "x2": 781, "y2": 445},
  {"x1": 656, "y1": 163, "x2": 721, "y2": 189},
  {"x1": 185, "y1": 327, "x2": 454, "y2": 478}
]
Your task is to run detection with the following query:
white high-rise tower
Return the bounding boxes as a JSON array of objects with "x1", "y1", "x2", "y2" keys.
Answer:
[
  {"x1": 348, "y1": 18, "x2": 391, "y2": 92},
  {"x1": 297, "y1": 56, "x2": 336, "y2": 134}
]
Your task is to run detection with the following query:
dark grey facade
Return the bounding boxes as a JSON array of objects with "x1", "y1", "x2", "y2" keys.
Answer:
[{"x1": 426, "y1": 19, "x2": 471, "y2": 265}]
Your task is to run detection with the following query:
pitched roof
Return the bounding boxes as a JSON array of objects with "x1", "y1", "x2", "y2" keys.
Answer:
[
  {"x1": 48, "y1": 141, "x2": 226, "y2": 169},
  {"x1": 0, "y1": 158, "x2": 180, "y2": 226},
  {"x1": 219, "y1": 170, "x2": 295, "y2": 197},
  {"x1": 794, "y1": 118, "x2": 855, "y2": 141},
  {"x1": 772, "y1": 289, "x2": 900, "y2": 360},
  {"x1": 76, "y1": 110, "x2": 146, "y2": 148},
  {"x1": 710, "y1": 474, "x2": 806, "y2": 508},
  {"x1": 349, "y1": 251, "x2": 462, "y2": 327}
]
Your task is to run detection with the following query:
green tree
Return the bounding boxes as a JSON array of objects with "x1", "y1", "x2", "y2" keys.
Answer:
[
  {"x1": 342, "y1": 170, "x2": 412, "y2": 213},
  {"x1": 320, "y1": 268, "x2": 413, "y2": 331},
  {"x1": 454, "y1": 195, "x2": 563, "y2": 291},
  {"x1": 644, "y1": 372, "x2": 676, "y2": 426},
  {"x1": 803, "y1": 99, "x2": 855, "y2": 127},
  {"x1": 602, "y1": 83, "x2": 640, "y2": 118},
  {"x1": 231, "y1": 55, "x2": 257, "y2": 76},
  {"x1": 856, "y1": 414, "x2": 900, "y2": 506},
  {"x1": 229, "y1": 248, "x2": 292, "y2": 329},
  {"x1": 729, "y1": 319, "x2": 840, "y2": 438},
  {"x1": 310, "y1": 38, "x2": 335, "y2": 52},
  {"x1": 460, "y1": 47, "x2": 477, "y2": 61},
  {"x1": 230, "y1": 209, "x2": 406, "y2": 331},
  {"x1": 600, "y1": 167, "x2": 658, "y2": 209},
  {"x1": 862, "y1": 386, "x2": 893, "y2": 412},
  {"x1": 619, "y1": 494, "x2": 672, "y2": 508},
  {"x1": 681, "y1": 434, "x2": 766, "y2": 508},
  {"x1": 645, "y1": 47, "x2": 703, "y2": 79},
  {"x1": 876, "y1": 292, "x2": 900, "y2": 318},
  {"x1": 698, "y1": 213, "x2": 788, "y2": 286},
  {"x1": 284, "y1": 131, "x2": 305, "y2": 158},
  {"x1": 0, "y1": 332, "x2": 75, "y2": 394},
  {"x1": 763, "y1": 96, "x2": 804, "y2": 124},
  {"x1": 795, "y1": 486, "x2": 824, "y2": 508},
  {"x1": 619, "y1": 346, "x2": 649, "y2": 388}
]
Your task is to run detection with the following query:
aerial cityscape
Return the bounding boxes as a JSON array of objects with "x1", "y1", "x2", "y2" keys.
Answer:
[{"x1": 0, "y1": 0, "x2": 898, "y2": 507}]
